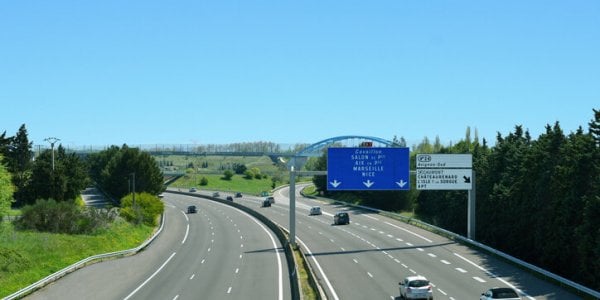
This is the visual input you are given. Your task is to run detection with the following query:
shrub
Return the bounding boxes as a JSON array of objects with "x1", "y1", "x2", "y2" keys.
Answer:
[
  {"x1": 14, "y1": 199, "x2": 114, "y2": 234},
  {"x1": 222, "y1": 170, "x2": 234, "y2": 180},
  {"x1": 120, "y1": 193, "x2": 164, "y2": 226},
  {"x1": 199, "y1": 177, "x2": 209, "y2": 186}
]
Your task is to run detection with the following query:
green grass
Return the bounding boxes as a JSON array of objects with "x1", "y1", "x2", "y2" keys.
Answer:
[
  {"x1": 158, "y1": 154, "x2": 282, "y2": 176},
  {"x1": 170, "y1": 173, "x2": 277, "y2": 195},
  {"x1": 0, "y1": 220, "x2": 154, "y2": 298},
  {"x1": 294, "y1": 246, "x2": 317, "y2": 300}
]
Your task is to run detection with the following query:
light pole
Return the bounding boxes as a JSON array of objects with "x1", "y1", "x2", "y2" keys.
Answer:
[
  {"x1": 44, "y1": 137, "x2": 60, "y2": 171},
  {"x1": 130, "y1": 172, "x2": 136, "y2": 206}
]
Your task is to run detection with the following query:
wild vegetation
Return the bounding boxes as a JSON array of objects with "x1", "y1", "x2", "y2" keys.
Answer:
[{"x1": 0, "y1": 128, "x2": 165, "y2": 298}]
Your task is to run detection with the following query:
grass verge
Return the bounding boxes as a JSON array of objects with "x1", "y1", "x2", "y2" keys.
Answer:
[
  {"x1": 293, "y1": 246, "x2": 318, "y2": 300},
  {"x1": 0, "y1": 219, "x2": 154, "y2": 298}
]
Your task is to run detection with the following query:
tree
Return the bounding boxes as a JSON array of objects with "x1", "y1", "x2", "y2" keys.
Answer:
[
  {"x1": 589, "y1": 108, "x2": 600, "y2": 146},
  {"x1": 92, "y1": 145, "x2": 164, "y2": 201},
  {"x1": 6, "y1": 124, "x2": 32, "y2": 206},
  {"x1": 0, "y1": 155, "x2": 14, "y2": 220},
  {"x1": 392, "y1": 135, "x2": 407, "y2": 147},
  {"x1": 311, "y1": 150, "x2": 328, "y2": 195},
  {"x1": 0, "y1": 131, "x2": 10, "y2": 158},
  {"x1": 23, "y1": 146, "x2": 89, "y2": 204},
  {"x1": 233, "y1": 163, "x2": 247, "y2": 174}
]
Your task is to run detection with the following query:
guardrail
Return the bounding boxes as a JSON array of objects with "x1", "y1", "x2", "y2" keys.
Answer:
[
  {"x1": 3, "y1": 213, "x2": 166, "y2": 300},
  {"x1": 303, "y1": 192, "x2": 600, "y2": 299}
]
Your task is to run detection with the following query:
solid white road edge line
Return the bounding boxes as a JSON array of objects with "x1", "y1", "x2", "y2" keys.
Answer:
[
  {"x1": 245, "y1": 215, "x2": 284, "y2": 300},
  {"x1": 123, "y1": 252, "x2": 177, "y2": 300},
  {"x1": 182, "y1": 223, "x2": 189, "y2": 244},
  {"x1": 296, "y1": 236, "x2": 340, "y2": 300}
]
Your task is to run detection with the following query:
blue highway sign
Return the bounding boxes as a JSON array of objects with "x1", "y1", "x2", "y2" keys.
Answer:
[{"x1": 327, "y1": 147, "x2": 410, "y2": 191}]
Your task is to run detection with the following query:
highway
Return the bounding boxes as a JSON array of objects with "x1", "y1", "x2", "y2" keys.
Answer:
[
  {"x1": 26, "y1": 193, "x2": 289, "y2": 300},
  {"x1": 225, "y1": 184, "x2": 581, "y2": 300},
  {"x1": 24, "y1": 185, "x2": 582, "y2": 300}
]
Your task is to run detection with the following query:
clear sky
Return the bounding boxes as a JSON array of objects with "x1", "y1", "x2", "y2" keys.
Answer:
[{"x1": 1, "y1": 1, "x2": 598, "y2": 149}]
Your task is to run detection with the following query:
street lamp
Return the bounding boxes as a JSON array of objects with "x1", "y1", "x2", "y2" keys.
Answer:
[
  {"x1": 130, "y1": 172, "x2": 136, "y2": 206},
  {"x1": 44, "y1": 137, "x2": 60, "y2": 171}
]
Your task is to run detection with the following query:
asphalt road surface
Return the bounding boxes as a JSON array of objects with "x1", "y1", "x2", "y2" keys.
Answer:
[
  {"x1": 26, "y1": 193, "x2": 290, "y2": 300},
  {"x1": 227, "y1": 184, "x2": 582, "y2": 300}
]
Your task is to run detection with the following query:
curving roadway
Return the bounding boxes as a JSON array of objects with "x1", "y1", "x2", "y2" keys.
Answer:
[
  {"x1": 228, "y1": 184, "x2": 582, "y2": 300},
  {"x1": 26, "y1": 193, "x2": 290, "y2": 300}
]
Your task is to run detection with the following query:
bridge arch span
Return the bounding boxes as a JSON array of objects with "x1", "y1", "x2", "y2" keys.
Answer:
[{"x1": 289, "y1": 135, "x2": 398, "y2": 169}]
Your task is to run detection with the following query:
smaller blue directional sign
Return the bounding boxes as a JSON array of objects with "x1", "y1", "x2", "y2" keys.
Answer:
[{"x1": 327, "y1": 147, "x2": 410, "y2": 191}]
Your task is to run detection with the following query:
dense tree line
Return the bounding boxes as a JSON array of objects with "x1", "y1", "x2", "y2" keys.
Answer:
[
  {"x1": 0, "y1": 125, "x2": 88, "y2": 207},
  {"x1": 312, "y1": 109, "x2": 600, "y2": 290},
  {"x1": 88, "y1": 145, "x2": 164, "y2": 201}
]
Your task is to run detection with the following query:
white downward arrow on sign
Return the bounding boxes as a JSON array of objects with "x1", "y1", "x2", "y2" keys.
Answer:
[
  {"x1": 363, "y1": 180, "x2": 375, "y2": 188},
  {"x1": 396, "y1": 180, "x2": 407, "y2": 188},
  {"x1": 330, "y1": 180, "x2": 342, "y2": 188}
]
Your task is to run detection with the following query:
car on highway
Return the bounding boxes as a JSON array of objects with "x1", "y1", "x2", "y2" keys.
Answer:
[
  {"x1": 266, "y1": 196, "x2": 275, "y2": 204},
  {"x1": 262, "y1": 199, "x2": 272, "y2": 207},
  {"x1": 226, "y1": 196, "x2": 234, "y2": 201},
  {"x1": 212, "y1": 192, "x2": 220, "y2": 197},
  {"x1": 187, "y1": 205, "x2": 197, "y2": 214},
  {"x1": 309, "y1": 206, "x2": 322, "y2": 215},
  {"x1": 333, "y1": 211, "x2": 349, "y2": 225},
  {"x1": 399, "y1": 275, "x2": 433, "y2": 300},
  {"x1": 158, "y1": 193, "x2": 164, "y2": 198},
  {"x1": 235, "y1": 192, "x2": 243, "y2": 198},
  {"x1": 189, "y1": 187, "x2": 197, "y2": 192},
  {"x1": 480, "y1": 287, "x2": 521, "y2": 300}
]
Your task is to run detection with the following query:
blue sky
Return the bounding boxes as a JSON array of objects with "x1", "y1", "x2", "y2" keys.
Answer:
[{"x1": 1, "y1": 1, "x2": 598, "y2": 149}]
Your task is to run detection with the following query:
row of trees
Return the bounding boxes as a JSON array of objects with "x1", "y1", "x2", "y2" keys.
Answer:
[
  {"x1": 155, "y1": 141, "x2": 310, "y2": 154},
  {"x1": 0, "y1": 125, "x2": 88, "y2": 208},
  {"x1": 0, "y1": 126, "x2": 165, "y2": 225},
  {"x1": 312, "y1": 109, "x2": 600, "y2": 290}
]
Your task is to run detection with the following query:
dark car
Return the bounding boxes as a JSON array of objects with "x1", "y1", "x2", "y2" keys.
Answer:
[
  {"x1": 262, "y1": 199, "x2": 271, "y2": 207},
  {"x1": 187, "y1": 205, "x2": 197, "y2": 214},
  {"x1": 334, "y1": 212, "x2": 350, "y2": 225},
  {"x1": 235, "y1": 192, "x2": 243, "y2": 198},
  {"x1": 480, "y1": 287, "x2": 521, "y2": 300},
  {"x1": 226, "y1": 196, "x2": 234, "y2": 201}
]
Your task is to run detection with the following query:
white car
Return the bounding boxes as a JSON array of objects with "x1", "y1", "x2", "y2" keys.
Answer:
[
  {"x1": 480, "y1": 287, "x2": 521, "y2": 300},
  {"x1": 399, "y1": 275, "x2": 433, "y2": 300},
  {"x1": 309, "y1": 206, "x2": 322, "y2": 215}
]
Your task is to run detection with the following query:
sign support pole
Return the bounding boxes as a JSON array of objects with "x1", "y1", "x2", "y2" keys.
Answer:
[
  {"x1": 467, "y1": 170, "x2": 476, "y2": 240},
  {"x1": 289, "y1": 165, "x2": 296, "y2": 248}
]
